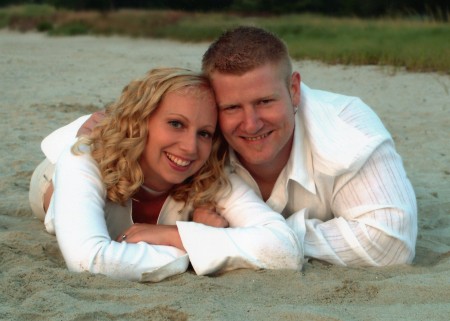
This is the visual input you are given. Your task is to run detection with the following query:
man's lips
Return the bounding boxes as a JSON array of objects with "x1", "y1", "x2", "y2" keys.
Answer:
[{"x1": 240, "y1": 131, "x2": 273, "y2": 141}]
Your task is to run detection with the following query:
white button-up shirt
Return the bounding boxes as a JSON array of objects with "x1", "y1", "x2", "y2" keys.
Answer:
[{"x1": 228, "y1": 83, "x2": 417, "y2": 266}]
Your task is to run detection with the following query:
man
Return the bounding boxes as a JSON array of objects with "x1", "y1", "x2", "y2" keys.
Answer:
[{"x1": 200, "y1": 26, "x2": 417, "y2": 266}]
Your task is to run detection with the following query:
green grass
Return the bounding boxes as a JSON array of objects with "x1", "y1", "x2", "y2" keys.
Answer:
[
  {"x1": 1, "y1": 5, "x2": 449, "y2": 73},
  {"x1": 0, "y1": 3, "x2": 55, "y2": 17},
  {"x1": 0, "y1": 4, "x2": 56, "y2": 31},
  {"x1": 263, "y1": 15, "x2": 450, "y2": 72}
]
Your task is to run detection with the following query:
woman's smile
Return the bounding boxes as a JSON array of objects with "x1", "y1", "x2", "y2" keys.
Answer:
[{"x1": 165, "y1": 152, "x2": 193, "y2": 169}]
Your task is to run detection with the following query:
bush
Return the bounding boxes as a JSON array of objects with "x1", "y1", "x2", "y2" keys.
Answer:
[
  {"x1": 37, "y1": 20, "x2": 53, "y2": 31},
  {"x1": 49, "y1": 21, "x2": 90, "y2": 35}
]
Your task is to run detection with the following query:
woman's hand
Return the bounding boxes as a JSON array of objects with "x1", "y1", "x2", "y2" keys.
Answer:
[
  {"x1": 117, "y1": 224, "x2": 185, "y2": 251},
  {"x1": 77, "y1": 110, "x2": 106, "y2": 137},
  {"x1": 193, "y1": 207, "x2": 229, "y2": 228}
]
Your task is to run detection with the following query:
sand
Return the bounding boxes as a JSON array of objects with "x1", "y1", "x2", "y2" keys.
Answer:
[{"x1": 1, "y1": 30, "x2": 449, "y2": 321}]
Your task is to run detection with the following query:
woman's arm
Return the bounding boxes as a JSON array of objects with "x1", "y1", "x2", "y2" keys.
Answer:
[{"x1": 49, "y1": 146, "x2": 189, "y2": 282}]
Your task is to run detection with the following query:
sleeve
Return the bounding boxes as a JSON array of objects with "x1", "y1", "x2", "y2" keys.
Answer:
[
  {"x1": 288, "y1": 94, "x2": 417, "y2": 267},
  {"x1": 41, "y1": 114, "x2": 91, "y2": 164},
  {"x1": 49, "y1": 146, "x2": 189, "y2": 282},
  {"x1": 288, "y1": 142, "x2": 417, "y2": 266},
  {"x1": 176, "y1": 173, "x2": 303, "y2": 275}
]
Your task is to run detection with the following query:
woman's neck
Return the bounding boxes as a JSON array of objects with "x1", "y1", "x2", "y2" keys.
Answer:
[
  {"x1": 132, "y1": 191, "x2": 168, "y2": 224},
  {"x1": 141, "y1": 184, "x2": 169, "y2": 197}
]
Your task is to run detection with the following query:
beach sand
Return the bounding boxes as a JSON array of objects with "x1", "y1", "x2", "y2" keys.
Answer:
[{"x1": 1, "y1": 30, "x2": 449, "y2": 321}]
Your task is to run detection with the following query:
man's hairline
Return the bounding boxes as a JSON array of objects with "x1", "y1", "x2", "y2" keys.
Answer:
[{"x1": 205, "y1": 59, "x2": 293, "y2": 85}]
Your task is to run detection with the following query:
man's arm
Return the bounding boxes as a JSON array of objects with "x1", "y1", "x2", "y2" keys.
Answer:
[
  {"x1": 76, "y1": 110, "x2": 105, "y2": 137},
  {"x1": 177, "y1": 173, "x2": 303, "y2": 275},
  {"x1": 289, "y1": 142, "x2": 417, "y2": 266}
]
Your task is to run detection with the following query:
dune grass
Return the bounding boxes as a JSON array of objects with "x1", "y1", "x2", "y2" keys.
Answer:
[{"x1": 1, "y1": 5, "x2": 449, "y2": 73}]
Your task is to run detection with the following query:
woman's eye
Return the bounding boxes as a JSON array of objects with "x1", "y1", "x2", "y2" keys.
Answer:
[{"x1": 168, "y1": 120, "x2": 183, "y2": 129}]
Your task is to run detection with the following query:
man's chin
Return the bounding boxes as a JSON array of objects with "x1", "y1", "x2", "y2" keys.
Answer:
[{"x1": 238, "y1": 153, "x2": 273, "y2": 167}]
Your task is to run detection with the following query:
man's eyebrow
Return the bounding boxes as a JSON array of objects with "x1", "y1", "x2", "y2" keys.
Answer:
[{"x1": 218, "y1": 102, "x2": 240, "y2": 109}]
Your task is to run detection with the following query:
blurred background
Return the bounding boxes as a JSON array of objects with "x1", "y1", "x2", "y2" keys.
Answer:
[
  {"x1": 1, "y1": 1, "x2": 449, "y2": 72},
  {"x1": 1, "y1": 0, "x2": 448, "y2": 19}
]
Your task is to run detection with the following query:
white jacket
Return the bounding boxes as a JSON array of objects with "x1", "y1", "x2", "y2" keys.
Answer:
[{"x1": 42, "y1": 116, "x2": 302, "y2": 282}]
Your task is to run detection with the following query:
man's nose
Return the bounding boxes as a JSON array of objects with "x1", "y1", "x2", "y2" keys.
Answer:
[{"x1": 242, "y1": 107, "x2": 263, "y2": 134}]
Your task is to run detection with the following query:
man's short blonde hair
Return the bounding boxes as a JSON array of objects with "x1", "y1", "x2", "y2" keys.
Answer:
[{"x1": 202, "y1": 26, "x2": 293, "y2": 82}]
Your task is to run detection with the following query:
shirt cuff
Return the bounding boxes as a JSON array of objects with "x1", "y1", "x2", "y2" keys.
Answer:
[
  {"x1": 140, "y1": 254, "x2": 190, "y2": 282},
  {"x1": 286, "y1": 208, "x2": 307, "y2": 261},
  {"x1": 176, "y1": 221, "x2": 243, "y2": 276}
]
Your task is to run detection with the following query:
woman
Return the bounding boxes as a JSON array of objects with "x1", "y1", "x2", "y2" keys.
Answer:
[{"x1": 29, "y1": 67, "x2": 302, "y2": 282}]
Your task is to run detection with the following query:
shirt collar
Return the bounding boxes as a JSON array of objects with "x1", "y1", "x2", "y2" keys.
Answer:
[
  {"x1": 228, "y1": 148, "x2": 262, "y2": 198},
  {"x1": 228, "y1": 148, "x2": 240, "y2": 169},
  {"x1": 287, "y1": 111, "x2": 317, "y2": 195}
]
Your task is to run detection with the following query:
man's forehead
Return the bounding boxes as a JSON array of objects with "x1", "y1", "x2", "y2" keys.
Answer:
[{"x1": 212, "y1": 71, "x2": 285, "y2": 91}]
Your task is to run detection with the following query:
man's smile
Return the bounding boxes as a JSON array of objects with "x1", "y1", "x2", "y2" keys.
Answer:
[{"x1": 240, "y1": 131, "x2": 273, "y2": 141}]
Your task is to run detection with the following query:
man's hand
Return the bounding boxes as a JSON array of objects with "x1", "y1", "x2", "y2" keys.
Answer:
[
  {"x1": 193, "y1": 207, "x2": 229, "y2": 228},
  {"x1": 77, "y1": 110, "x2": 106, "y2": 137},
  {"x1": 117, "y1": 223, "x2": 185, "y2": 251}
]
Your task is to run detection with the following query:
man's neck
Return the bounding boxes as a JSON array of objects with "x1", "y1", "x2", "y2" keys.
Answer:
[
  {"x1": 244, "y1": 163, "x2": 283, "y2": 201},
  {"x1": 238, "y1": 137, "x2": 293, "y2": 201}
]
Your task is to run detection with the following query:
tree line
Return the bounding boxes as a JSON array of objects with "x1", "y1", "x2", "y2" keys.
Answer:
[{"x1": 1, "y1": 0, "x2": 448, "y2": 20}]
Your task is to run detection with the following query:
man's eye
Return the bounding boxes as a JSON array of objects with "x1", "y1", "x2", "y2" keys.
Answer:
[
  {"x1": 199, "y1": 131, "x2": 212, "y2": 139},
  {"x1": 223, "y1": 105, "x2": 239, "y2": 112},
  {"x1": 168, "y1": 120, "x2": 183, "y2": 128},
  {"x1": 260, "y1": 99, "x2": 272, "y2": 105}
]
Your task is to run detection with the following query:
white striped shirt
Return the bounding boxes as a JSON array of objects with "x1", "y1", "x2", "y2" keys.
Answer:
[{"x1": 228, "y1": 83, "x2": 417, "y2": 266}]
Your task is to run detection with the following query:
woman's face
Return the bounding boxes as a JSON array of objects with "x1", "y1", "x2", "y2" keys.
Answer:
[{"x1": 139, "y1": 87, "x2": 217, "y2": 191}]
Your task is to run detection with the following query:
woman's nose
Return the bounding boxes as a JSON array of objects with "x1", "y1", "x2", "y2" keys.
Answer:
[{"x1": 180, "y1": 132, "x2": 198, "y2": 155}]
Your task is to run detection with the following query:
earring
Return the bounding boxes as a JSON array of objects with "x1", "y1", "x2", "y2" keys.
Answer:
[{"x1": 293, "y1": 106, "x2": 299, "y2": 114}]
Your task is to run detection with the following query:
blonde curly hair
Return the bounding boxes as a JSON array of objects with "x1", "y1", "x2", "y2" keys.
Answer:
[{"x1": 73, "y1": 67, "x2": 230, "y2": 209}]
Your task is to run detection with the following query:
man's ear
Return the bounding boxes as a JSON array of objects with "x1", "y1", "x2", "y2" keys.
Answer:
[{"x1": 290, "y1": 71, "x2": 301, "y2": 107}]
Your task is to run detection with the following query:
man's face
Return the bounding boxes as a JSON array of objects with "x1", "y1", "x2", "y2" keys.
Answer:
[{"x1": 210, "y1": 63, "x2": 300, "y2": 171}]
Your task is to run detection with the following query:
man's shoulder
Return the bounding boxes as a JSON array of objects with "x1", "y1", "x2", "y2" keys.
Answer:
[
  {"x1": 301, "y1": 84, "x2": 364, "y2": 115},
  {"x1": 299, "y1": 85, "x2": 392, "y2": 176}
]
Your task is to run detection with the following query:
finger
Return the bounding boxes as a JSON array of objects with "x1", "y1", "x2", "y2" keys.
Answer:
[
  {"x1": 116, "y1": 233, "x2": 128, "y2": 242},
  {"x1": 218, "y1": 217, "x2": 229, "y2": 228},
  {"x1": 116, "y1": 225, "x2": 134, "y2": 242},
  {"x1": 92, "y1": 110, "x2": 106, "y2": 121}
]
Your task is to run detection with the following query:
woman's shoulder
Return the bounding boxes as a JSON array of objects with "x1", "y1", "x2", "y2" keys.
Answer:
[
  {"x1": 41, "y1": 114, "x2": 92, "y2": 163},
  {"x1": 55, "y1": 143, "x2": 100, "y2": 177}
]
